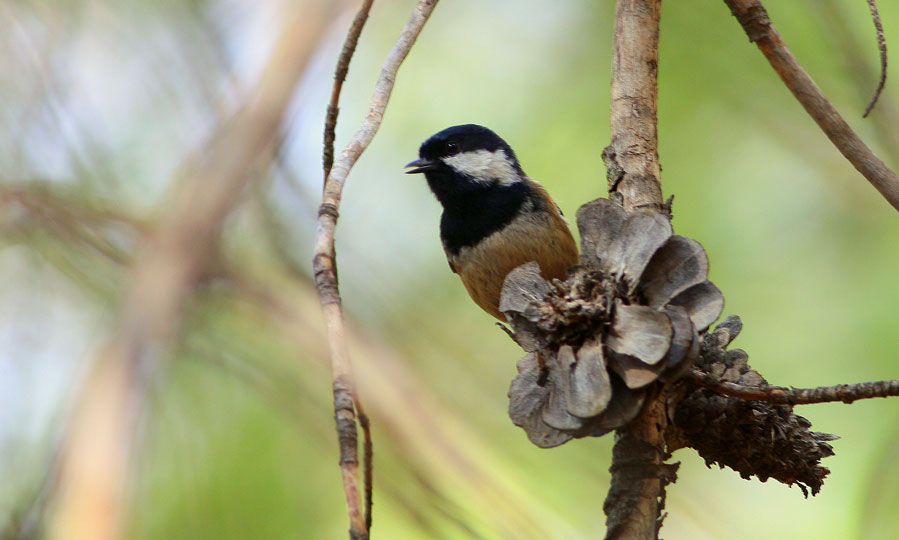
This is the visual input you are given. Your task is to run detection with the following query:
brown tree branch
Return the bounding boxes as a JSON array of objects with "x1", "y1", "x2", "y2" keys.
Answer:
[
  {"x1": 323, "y1": 0, "x2": 375, "y2": 182},
  {"x1": 602, "y1": 1, "x2": 670, "y2": 539},
  {"x1": 604, "y1": 397, "x2": 678, "y2": 540},
  {"x1": 688, "y1": 369, "x2": 899, "y2": 405},
  {"x1": 46, "y1": 4, "x2": 334, "y2": 540},
  {"x1": 724, "y1": 0, "x2": 899, "y2": 211},
  {"x1": 321, "y1": 2, "x2": 377, "y2": 532},
  {"x1": 603, "y1": 0, "x2": 663, "y2": 213},
  {"x1": 312, "y1": 1, "x2": 439, "y2": 539}
]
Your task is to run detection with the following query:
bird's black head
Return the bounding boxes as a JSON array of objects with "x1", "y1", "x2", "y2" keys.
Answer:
[{"x1": 405, "y1": 124, "x2": 526, "y2": 208}]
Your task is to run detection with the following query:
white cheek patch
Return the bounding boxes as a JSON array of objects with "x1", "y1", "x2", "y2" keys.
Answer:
[{"x1": 442, "y1": 149, "x2": 520, "y2": 186}]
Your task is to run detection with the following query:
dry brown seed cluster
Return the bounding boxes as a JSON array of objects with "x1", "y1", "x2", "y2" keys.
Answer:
[
  {"x1": 501, "y1": 198, "x2": 724, "y2": 447},
  {"x1": 673, "y1": 316, "x2": 837, "y2": 496}
]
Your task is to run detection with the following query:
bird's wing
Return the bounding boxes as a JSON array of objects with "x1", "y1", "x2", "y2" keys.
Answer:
[
  {"x1": 525, "y1": 177, "x2": 566, "y2": 219},
  {"x1": 524, "y1": 176, "x2": 579, "y2": 262}
]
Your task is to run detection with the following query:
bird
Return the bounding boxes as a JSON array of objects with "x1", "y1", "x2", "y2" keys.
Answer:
[{"x1": 405, "y1": 124, "x2": 578, "y2": 320}]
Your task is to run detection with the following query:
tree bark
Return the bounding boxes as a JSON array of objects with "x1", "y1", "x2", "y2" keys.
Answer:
[
  {"x1": 602, "y1": 1, "x2": 672, "y2": 539},
  {"x1": 604, "y1": 0, "x2": 663, "y2": 212}
]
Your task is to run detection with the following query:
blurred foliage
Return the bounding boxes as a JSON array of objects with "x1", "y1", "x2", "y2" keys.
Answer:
[{"x1": 1, "y1": 0, "x2": 898, "y2": 539}]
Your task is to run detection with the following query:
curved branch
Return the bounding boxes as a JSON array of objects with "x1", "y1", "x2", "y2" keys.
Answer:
[
  {"x1": 323, "y1": 0, "x2": 375, "y2": 182},
  {"x1": 724, "y1": 0, "x2": 899, "y2": 211},
  {"x1": 312, "y1": 1, "x2": 440, "y2": 539},
  {"x1": 321, "y1": 1, "x2": 377, "y2": 534},
  {"x1": 862, "y1": 0, "x2": 887, "y2": 118},
  {"x1": 689, "y1": 370, "x2": 899, "y2": 405}
]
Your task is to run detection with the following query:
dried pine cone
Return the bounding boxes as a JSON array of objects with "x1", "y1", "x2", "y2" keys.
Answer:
[
  {"x1": 502, "y1": 198, "x2": 724, "y2": 447},
  {"x1": 675, "y1": 316, "x2": 837, "y2": 496}
]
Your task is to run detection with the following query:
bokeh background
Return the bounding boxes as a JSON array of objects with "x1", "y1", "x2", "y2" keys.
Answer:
[{"x1": 1, "y1": 0, "x2": 898, "y2": 539}]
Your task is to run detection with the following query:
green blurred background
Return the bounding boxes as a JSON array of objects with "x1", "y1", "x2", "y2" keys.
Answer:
[{"x1": 1, "y1": 0, "x2": 898, "y2": 538}]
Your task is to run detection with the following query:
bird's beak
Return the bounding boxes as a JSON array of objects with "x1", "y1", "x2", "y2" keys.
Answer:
[{"x1": 404, "y1": 158, "x2": 437, "y2": 174}]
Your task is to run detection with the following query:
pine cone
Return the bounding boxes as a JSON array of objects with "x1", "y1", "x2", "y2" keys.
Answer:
[
  {"x1": 674, "y1": 316, "x2": 837, "y2": 496},
  {"x1": 502, "y1": 198, "x2": 724, "y2": 447}
]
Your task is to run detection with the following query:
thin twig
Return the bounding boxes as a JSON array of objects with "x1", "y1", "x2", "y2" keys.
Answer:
[
  {"x1": 322, "y1": 2, "x2": 377, "y2": 531},
  {"x1": 323, "y1": 0, "x2": 375, "y2": 183},
  {"x1": 689, "y1": 369, "x2": 899, "y2": 405},
  {"x1": 358, "y1": 406, "x2": 374, "y2": 531},
  {"x1": 602, "y1": 1, "x2": 669, "y2": 539},
  {"x1": 46, "y1": 4, "x2": 334, "y2": 540},
  {"x1": 724, "y1": 0, "x2": 899, "y2": 211},
  {"x1": 863, "y1": 0, "x2": 888, "y2": 118},
  {"x1": 811, "y1": 0, "x2": 899, "y2": 163},
  {"x1": 312, "y1": 1, "x2": 439, "y2": 539}
]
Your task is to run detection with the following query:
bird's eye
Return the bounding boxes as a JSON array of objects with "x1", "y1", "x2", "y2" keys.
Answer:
[{"x1": 445, "y1": 141, "x2": 460, "y2": 155}]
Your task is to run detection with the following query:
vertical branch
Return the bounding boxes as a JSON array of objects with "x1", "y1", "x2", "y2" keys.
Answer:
[
  {"x1": 47, "y1": 4, "x2": 333, "y2": 540},
  {"x1": 724, "y1": 0, "x2": 899, "y2": 211},
  {"x1": 312, "y1": 1, "x2": 439, "y2": 539},
  {"x1": 602, "y1": 1, "x2": 673, "y2": 539},
  {"x1": 604, "y1": 398, "x2": 678, "y2": 540},
  {"x1": 322, "y1": 1, "x2": 377, "y2": 532},
  {"x1": 603, "y1": 0, "x2": 663, "y2": 212}
]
